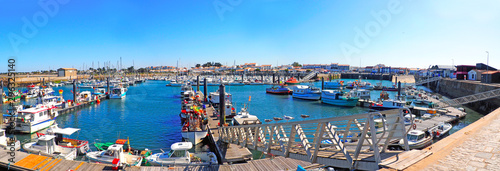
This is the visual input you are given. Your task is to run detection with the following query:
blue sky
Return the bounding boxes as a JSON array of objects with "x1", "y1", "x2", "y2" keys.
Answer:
[{"x1": 0, "y1": 0, "x2": 499, "y2": 72}]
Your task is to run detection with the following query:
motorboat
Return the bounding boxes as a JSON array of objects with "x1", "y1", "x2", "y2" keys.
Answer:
[
  {"x1": 86, "y1": 144, "x2": 143, "y2": 166},
  {"x1": 42, "y1": 95, "x2": 65, "y2": 108},
  {"x1": 209, "y1": 89, "x2": 232, "y2": 109},
  {"x1": 370, "y1": 99, "x2": 407, "y2": 111},
  {"x1": 110, "y1": 87, "x2": 127, "y2": 99},
  {"x1": 399, "y1": 130, "x2": 432, "y2": 149},
  {"x1": 46, "y1": 124, "x2": 89, "y2": 155},
  {"x1": 0, "y1": 129, "x2": 20, "y2": 150},
  {"x1": 323, "y1": 80, "x2": 344, "y2": 89},
  {"x1": 180, "y1": 83, "x2": 193, "y2": 96},
  {"x1": 232, "y1": 105, "x2": 259, "y2": 126},
  {"x1": 404, "y1": 114, "x2": 416, "y2": 125},
  {"x1": 145, "y1": 142, "x2": 217, "y2": 166},
  {"x1": 23, "y1": 135, "x2": 77, "y2": 160},
  {"x1": 266, "y1": 85, "x2": 292, "y2": 95},
  {"x1": 23, "y1": 84, "x2": 40, "y2": 99},
  {"x1": 292, "y1": 85, "x2": 321, "y2": 100},
  {"x1": 93, "y1": 88, "x2": 107, "y2": 96},
  {"x1": 321, "y1": 90, "x2": 359, "y2": 107},
  {"x1": 285, "y1": 77, "x2": 300, "y2": 85},
  {"x1": 77, "y1": 91, "x2": 93, "y2": 102},
  {"x1": 429, "y1": 122, "x2": 452, "y2": 139}
]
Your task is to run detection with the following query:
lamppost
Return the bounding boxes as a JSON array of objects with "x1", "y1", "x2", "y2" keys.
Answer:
[{"x1": 486, "y1": 51, "x2": 489, "y2": 81}]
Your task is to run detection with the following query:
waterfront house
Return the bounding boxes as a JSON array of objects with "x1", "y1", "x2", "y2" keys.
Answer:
[
  {"x1": 456, "y1": 65, "x2": 476, "y2": 80},
  {"x1": 481, "y1": 71, "x2": 500, "y2": 83},
  {"x1": 468, "y1": 70, "x2": 486, "y2": 81},
  {"x1": 476, "y1": 63, "x2": 497, "y2": 71},
  {"x1": 338, "y1": 64, "x2": 350, "y2": 72},
  {"x1": 57, "y1": 68, "x2": 77, "y2": 77}
]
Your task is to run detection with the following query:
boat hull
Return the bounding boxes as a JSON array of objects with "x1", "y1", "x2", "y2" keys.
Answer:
[
  {"x1": 181, "y1": 130, "x2": 208, "y2": 145},
  {"x1": 15, "y1": 119, "x2": 56, "y2": 134},
  {"x1": 292, "y1": 93, "x2": 321, "y2": 100},
  {"x1": 110, "y1": 92, "x2": 126, "y2": 99},
  {"x1": 321, "y1": 98, "x2": 358, "y2": 107}
]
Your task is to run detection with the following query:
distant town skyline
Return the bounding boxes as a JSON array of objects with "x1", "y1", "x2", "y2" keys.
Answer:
[{"x1": 0, "y1": 0, "x2": 499, "y2": 72}]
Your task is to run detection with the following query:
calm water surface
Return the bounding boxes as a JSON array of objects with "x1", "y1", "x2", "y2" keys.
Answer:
[{"x1": 2, "y1": 79, "x2": 483, "y2": 153}]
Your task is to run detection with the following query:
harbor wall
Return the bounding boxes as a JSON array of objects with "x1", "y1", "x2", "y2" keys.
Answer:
[
  {"x1": 431, "y1": 79, "x2": 500, "y2": 114},
  {"x1": 340, "y1": 73, "x2": 393, "y2": 80}
]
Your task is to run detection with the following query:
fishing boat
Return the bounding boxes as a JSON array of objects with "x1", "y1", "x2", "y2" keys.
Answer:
[
  {"x1": 3, "y1": 91, "x2": 22, "y2": 103},
  {"x1": 0, "y1": 129, "x2": 20, "y2": 150},
  {"x1": 346, "y1": 81, "x2": 373, "y2": 90},
  {"x1": 86, "y1": 143, "x2": 143, "y2": 166},
  {"x1": 323, "y1": 80, "x2": 344, "y2": 89},
  {"x1": 292, "y1": 85, "x2": 321, "y2": 100},
  {"x1": 23, "y1": 84, "x2": 40, "y2": 99},
  {"x1": 7, "y1": 104, "x2": 58, "y2": 133},
  {"x1": 180, "y1": 83, "x2": 193, "y2": 96},
  {"x1": 46, "y1": 124, "x2": 90, "y2": 155},
  {"x1": 232, "y1": 105, "x2": 259, "y2": 126},
  {"x1": 285, "y1": 77, "x2": 300, "y2": 85},
  {"x1": 348, "y1": 89, "x2": 371, "y2": 100},
  {"x1": 266, "y1": 85, "x2": 292, "y2": 95},
  {"x1": 399, "y1": 130, "x2": 432, "y2": 149},
  {"x1": 321, "y1": 90, "x2": 359, "y2": 107},
  {"x1": 145, "y1": 142, "x2": 217, "y2": 166},
  {"x1": 110, "y1": 87, "x2": 127, "y2": 99},
  {"x1": 77, "y1": 91, "x2": 93, "y2": 102},
  {"x1": 92, "y1": 88, "x2": 107, "y2": 96},
  {"x1": 370, "y1": 99, "x2": 407, "y2": 111},
  {"x1": 23, "y1": 135, "x2": 77, "y2": 160},
  {"x1": 429, "y1": 122, "x2": 452, "y2": 139},
  {"x1": 181, "y1": 106, "x2": 208, "y2": 145},
  {"x1": 42, "y1": 96, "x2": 65, "y2": 108}
]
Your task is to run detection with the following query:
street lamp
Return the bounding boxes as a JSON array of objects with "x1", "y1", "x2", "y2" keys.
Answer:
[{"x1": 486, "y1": 51, "x2": 489, "y2": 81}]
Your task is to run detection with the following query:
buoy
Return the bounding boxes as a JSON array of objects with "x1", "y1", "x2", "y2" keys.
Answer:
[{"x1": 97, "y1": 99, "x2": 100, "y2": 104}]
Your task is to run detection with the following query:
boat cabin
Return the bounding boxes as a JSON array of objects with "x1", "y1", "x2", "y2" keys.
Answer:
[
  {"x1": 47, "y1": 126, "x2": 80, "y2": 146},
  {"x1": 78, "y1": 91, "x2": 92, "y2": 102},
  {"x1": 407, "y1": 130, "x2": 428, "y2": 142},
  {"x1": 33, "y1": 135, "x2": 58, "y2": 154},
  {"x1": 349, "y1": 89, "x2": 371, "y2": 100},
  {"x1": 103, "y1": 144, "x2": 124, "y2": 159},
  {"x1": 93, "y1": 88, "x2": 106, "y2": 95},
  {"x1": 160, "y1": 142, "x2": 191, "y2": 161}
]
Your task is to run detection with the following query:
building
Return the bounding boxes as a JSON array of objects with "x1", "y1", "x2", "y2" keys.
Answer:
[
  {"x1": 338, "y1": 64, "x2": 350, "y2": 71},
  {"x1": 302, "y1": 64, "x2": 330, "y2": 70},
  {"x1": 456, "y1": 65, "x2": 476, "y2": 80},
  {"x1": 481, "y1": 71, "x2": 500, "y2": 83},
  {"x1": 476, "y1": 63, "x2": 497, "y2": 71},
  {"x1": 57, "y1": 68, "x2": 77, "y2": 77},
  {"x1": 468, "y1": 70, "x2": 486, "y2": 81}
]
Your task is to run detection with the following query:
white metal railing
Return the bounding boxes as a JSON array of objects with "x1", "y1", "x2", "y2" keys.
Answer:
[
  {"x1": 218, "y1": 109, "x2": 410, "y2": 170},
  {"x1": 440, "y1": 88, "x2": 500, "y2": 107},
  {"x1": 302, "y1": 71, "x2": 319, "y2": 81}
]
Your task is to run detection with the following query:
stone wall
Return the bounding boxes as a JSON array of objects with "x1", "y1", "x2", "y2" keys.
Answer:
[{"x1": 432, "y1": 79, "x2": 500, "y2": 114}]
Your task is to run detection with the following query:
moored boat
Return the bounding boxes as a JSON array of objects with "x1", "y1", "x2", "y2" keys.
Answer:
[
  {"x1": 285, "y1": 77, "x2": 300, "y2": 85},
  {"x1": 292, "y1": 85, "x2": 321, "y2": 100},
  {"x1": 321, "y1": 90, "x2": 359, "y2": 107},
  {"x1": 86, "y1": 143, "x2": 143, "y2": 166},
  {"x1": 145, "y1": 142, "x2": 217, "y2": 166},
  {"x1": 266, "y1": 85, "x2": 292, "y2": 95},
  {"x1": 23, "y1": 134, "x2": 77, "y2": 160},
  {"x1": 399, "y1": 130, "x2": 432, "y2": 149},
  {"x1": 110, "y1": 87, "x2": 127, "y2": 99},
  {"x1": 46, "y1": 124, "x2": 90, "y2": 155}
]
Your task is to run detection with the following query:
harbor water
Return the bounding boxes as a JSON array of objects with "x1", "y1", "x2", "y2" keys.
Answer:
[{"x1": 2, "y1": 79, "x2": 483, "y2": 155}]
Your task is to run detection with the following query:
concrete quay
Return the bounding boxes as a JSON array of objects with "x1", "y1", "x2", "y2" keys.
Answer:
[{"x1": 382, "y1": 107, "x2": 500, "y2": 171}]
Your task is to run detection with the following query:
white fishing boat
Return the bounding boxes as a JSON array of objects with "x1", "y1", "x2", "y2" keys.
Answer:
[
  {"x1": 292, "y1": 85, "x2": 321, "y2": 100},
  {"x1": 348, "y1": 89, "x2": 371, "y2": 100},
  {"x1": 7, "y1": 104, "x2": 58, "y2": 133},
  {"x1": 77, "y1": 91, "x2": 93, "y2": 102},
  {"x1": 110, "y1": 87, "x2": 127, "y2": 99},
  {"x1": 46, "y1": 124, "x2": 90, "y2": 155},
  {"x1": 399, "y1": 130, "x2": 432, "y2": 149},
  {"x1": 23, "y1": 135, "x2": 77, "y2": 160},
  {"x1": 370, "y1": 99, "x2": 407, "y2": 111},
  {"x1": 429, "y1": 122, "x2": 452, "y2": 139},
  {"x1": 181, "y1": 114, "x2": 208, "y2": 145},
  {"x1": 0, "y1": 129, "x2": 20, "y2": 150},
  {"x1": 23, "y1": 84, "x2": 40, "y2": 99},
  {"x1": 180, "y1": 83, "x2": 193, "y2": 96},
  {"x1": 232, "y1": 105, "x2": 259, "y2": 126},
  {"x1": 209, "y1": 89, "x2": 232, "y2": 109},
  {"x1": 145, "y1": 142, "x2": 218, "y2": 166},
  {"x1": 86, "y1": 144, "x2": 142, "y2": 166},
  {"x1": 42, "y1": 95, "x2": 65, "y2": 108}
]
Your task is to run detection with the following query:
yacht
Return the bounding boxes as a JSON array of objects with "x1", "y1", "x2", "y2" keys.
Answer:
[
  {"x1": 321, "y1": 90, "x2": 359, "y2": 107},
  {"x1": 292, "y1": 85, "x2": 321, "y2": 100}
]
